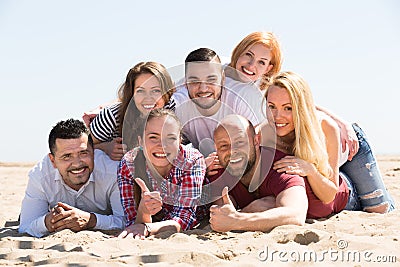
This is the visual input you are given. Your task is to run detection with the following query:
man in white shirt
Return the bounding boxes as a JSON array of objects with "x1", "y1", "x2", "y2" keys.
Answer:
[
  {"x1": 19, "y1": 119, "x2": 125, "y2": 237},
  {"x1": 173, "y1": 48, "x2": 265, "y2": 157}
]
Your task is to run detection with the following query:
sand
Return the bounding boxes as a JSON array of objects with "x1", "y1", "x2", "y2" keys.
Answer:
[{"x1": 0, "y1": 156, "x2": 399, "y2": 266}]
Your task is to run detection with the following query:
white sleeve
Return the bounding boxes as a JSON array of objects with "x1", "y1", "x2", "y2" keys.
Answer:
[
  {"x1": 93, "y1": 179, "x2": 125, "y2": 230},
  {"x1": 18, "y1": 170, "x2": 51, "y2": 238},
  {"x1": 234, "y1": 84, "x2": 267, "y2": 126}
]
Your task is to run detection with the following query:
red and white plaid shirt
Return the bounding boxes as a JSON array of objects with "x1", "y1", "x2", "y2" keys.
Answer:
[{"x1": 117, "y1": 144, "x2": 206, "y2": 230}]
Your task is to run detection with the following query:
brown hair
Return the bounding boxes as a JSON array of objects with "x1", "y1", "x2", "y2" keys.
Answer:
[
  {"x1": 133, "y1": 108, "x2": 182, "y2": 209},
  {"x1": 117, "y1": 61, "x2": 175, "y2": 147}
]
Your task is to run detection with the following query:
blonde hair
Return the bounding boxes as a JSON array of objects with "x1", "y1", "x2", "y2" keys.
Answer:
[
  {"x1": 229, "y1": 31, "x2": 282, "y2": 89},
  {"x1": 265, "y1": 71, "x2": 331, "y2": 178}
]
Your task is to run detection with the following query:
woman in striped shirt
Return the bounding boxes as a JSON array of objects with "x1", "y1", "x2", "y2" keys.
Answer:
[{"x1": 89, "y1": 62, "x2": 175, "y2": 160}]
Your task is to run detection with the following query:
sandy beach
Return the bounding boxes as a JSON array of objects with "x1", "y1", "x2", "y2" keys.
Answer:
[{"x1": 0, "y1": 156, "x2": 399, "y2": 266}]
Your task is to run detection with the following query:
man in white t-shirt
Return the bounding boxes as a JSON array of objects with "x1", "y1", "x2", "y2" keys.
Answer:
[
  {"x1": 19, "y1": 119, "x2": 125, "y2": 237},
  {"x1": 173, "y1": 48, "x2": 266, "y2": 157}
]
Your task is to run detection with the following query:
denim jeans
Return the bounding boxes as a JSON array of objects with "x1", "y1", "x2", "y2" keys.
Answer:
[
  {"x1": 340, "y1": 123, "x2": 395, "y2": 212},
  {"x1": 341, "y1": 171, "x2": 361, "y2": 210}
]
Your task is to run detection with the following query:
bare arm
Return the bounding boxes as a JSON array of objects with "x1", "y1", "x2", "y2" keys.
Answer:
[
  {"x1": 93, "y1": 136, "x2": 126, "y2": 161},
  {"x1": 240, "y1": 196, "x2": 276, "y2": 213},
  {"x1": 209, "y1": 186, "x2": 307, "y2": 232},
  {"x1": 273, "y1": 117, "x2": 340, "y2": 203},
  {"x1": 316, "y1": 105, "x2": 358, "y2": 160},
  {"x1": 118, "y1": 219, "x2": 181, "y2": 239}
]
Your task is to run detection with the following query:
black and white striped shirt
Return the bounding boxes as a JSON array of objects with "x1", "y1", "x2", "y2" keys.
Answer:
[{"x1": 89, "y1": 98, "x2": 176, "y2": 142}]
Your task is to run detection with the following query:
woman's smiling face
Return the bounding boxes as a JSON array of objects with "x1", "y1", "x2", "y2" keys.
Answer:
[
  {"x1": 266, "y1": 85, "x2": 295, "y2": 137},
  {"x1": 133, "y1": 73, "x2": 166, "y2": 115},
  {"x1": 235, "y1": 43, "x2": 273, "y2": 82},
  {"x1": 141, "y1": 115, "x2": 181, "y2": 174}
]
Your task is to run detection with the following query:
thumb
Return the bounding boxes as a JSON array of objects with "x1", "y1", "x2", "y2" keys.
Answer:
[
  {"x1": 221, "y1": 186, "x2": 233, "y2": 206},
  {"x1": 135, "y1": 178, "x2": 150, "y2": 192},
  {"x1": 114, "y1": 137, "x2": 123, "y2": 144}
]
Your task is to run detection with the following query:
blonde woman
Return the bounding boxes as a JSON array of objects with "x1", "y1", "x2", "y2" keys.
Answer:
[
  {"x1": 227, "y1": 32, "x2": 359, "y2": 159},
  {"x1": 206, "y1": 32, "x2": 359, "y2": 174},
  {"x1": 263, "y1": 71, "x2": 394, "y2": 218}
]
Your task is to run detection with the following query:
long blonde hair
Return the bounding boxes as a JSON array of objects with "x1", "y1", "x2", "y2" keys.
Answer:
[{"x1": 266, "y1": 71, "x2": 331, "y2": 178}]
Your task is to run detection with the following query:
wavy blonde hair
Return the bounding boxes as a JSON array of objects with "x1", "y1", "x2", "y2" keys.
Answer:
[{"x1": 265, "y1": 71, "x2": 331, "y2": 178}]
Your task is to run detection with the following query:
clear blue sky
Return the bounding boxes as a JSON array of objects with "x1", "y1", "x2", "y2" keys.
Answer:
[{"x1": 1, "y1": 0, "x2": 399, "y2": 162}]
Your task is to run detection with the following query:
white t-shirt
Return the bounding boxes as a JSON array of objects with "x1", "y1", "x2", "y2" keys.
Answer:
[
  {"x1": 317, "y1": 110, "x2": 349, "y2": 166},
  {"x1": 173, "y1": 77, "x2": 266, "y2": 156}
]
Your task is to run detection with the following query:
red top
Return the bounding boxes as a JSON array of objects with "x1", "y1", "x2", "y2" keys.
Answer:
[
  {"x1": 304, "y1": 173, "x2": 349, "y2": 219},
  {"x1": 209, "y1": 146, "x2": 349, "y2": 219},
  {"x1": 209, "y1": 147, "x2": 305, "y2": 208}
]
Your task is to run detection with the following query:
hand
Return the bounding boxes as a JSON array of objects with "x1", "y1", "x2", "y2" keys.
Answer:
[
  {"x1": 209, "y1": 187, "x2": 237, "y2": 232},
  {"x1": 44, "y1": 204, "x2": 66, "y2": 232},
  {"x1": 48, "y1": 202, "x2": 96, "y2": 232},
  {"x1": 82, "y1": 104, "x2": 111, "y2": 127},
  {"x1": 273, "y1": 156, "x2": 316, "y2": 177},
  {"x1": 82, "y1": 112, "x2": 99, "y2": 128},
  {"x1": 205, "y1": 152, "x2": 223, "y2": 176},
  {"x1": 135, "y1": 178, "x2": 163, "y2": 216},
  {"x1": 339, "y1": 123, "x2": 359, "y2": 161},
  {"x1": 103, "y1": 137, "x2": 127, "y2": 161},
  {"x1": 241, "y1": 196, "x2": 276, "y2": 213},
  {"x1": 118, "y1": 223, "x2": 148, "y2": 239}
]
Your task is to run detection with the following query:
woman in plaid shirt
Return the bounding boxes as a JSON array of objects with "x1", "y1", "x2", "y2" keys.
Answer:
[{"x1": 117, "y1": 109, "x2": 207, "y2": 238}]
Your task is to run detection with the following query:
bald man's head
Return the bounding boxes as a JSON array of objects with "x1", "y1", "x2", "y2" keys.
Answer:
[
  {"x1": 214, "y1": 115, "x2": 255, "y2": 140},
  {"x1": 214, "y1": 115, "x2": 258, "y2": 178}
]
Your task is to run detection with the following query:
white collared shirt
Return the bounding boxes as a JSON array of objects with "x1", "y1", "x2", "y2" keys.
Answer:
[{"x1": 19, "y1": 149, "x2": 125, "y2": 237}]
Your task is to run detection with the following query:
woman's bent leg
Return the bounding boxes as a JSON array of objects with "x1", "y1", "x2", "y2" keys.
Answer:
[
  {"x1": 340, "y1": 123, "x2": 395, "y2": 213},
  {"x1": 341, "y1": 172, "x2": 361, "y2": 211}
]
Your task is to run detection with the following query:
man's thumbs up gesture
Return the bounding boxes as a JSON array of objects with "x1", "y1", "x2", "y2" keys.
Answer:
[
  {"x1": 135, "y1": 178, "x2": 163, "y2": 216},
  {"x1": 209, "y1": 187, "x2": 237, "y2": 232}
]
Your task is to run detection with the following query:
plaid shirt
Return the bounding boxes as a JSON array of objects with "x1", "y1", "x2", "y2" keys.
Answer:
[{"x1": 117, "y1": 144, "x2": 206, "y2": 231}]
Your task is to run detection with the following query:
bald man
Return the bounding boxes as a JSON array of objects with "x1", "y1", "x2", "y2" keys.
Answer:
[{"x1": 208, "y1": 114, "x2": 308, "y2": 232}]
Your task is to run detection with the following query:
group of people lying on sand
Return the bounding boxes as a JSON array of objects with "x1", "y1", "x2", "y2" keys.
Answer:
[{"x1": 19, "y1": 32, "x2": 395, "y2": 238}]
